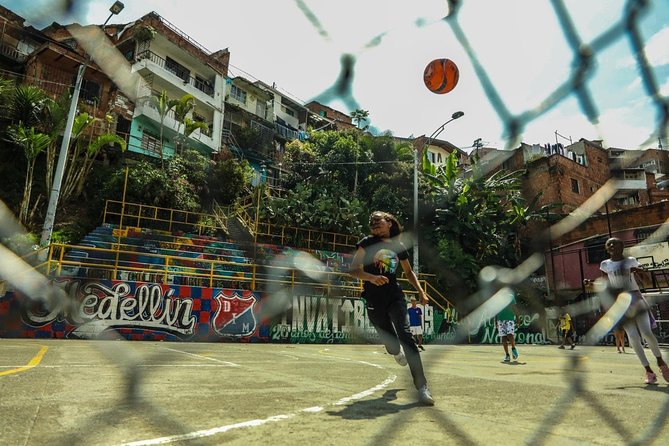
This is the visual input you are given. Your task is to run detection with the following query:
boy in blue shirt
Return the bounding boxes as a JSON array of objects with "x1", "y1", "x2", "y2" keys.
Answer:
[{"x1": 408, "y1": 297, "x2": 426, "y2": 351}]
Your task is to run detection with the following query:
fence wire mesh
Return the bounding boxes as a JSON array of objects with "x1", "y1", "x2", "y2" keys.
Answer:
[{"x1": 1, "y1": 0, "x2": 669, "y2": 444}]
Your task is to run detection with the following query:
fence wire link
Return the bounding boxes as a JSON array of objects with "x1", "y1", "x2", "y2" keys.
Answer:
[{"x1": 1, "y1": 0, "x2": 669, "y2": 444}]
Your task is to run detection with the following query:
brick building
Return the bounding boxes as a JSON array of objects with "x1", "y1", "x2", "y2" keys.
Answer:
[{"x1": 304, "y1": 101, "x2": 355, "y2": 131}]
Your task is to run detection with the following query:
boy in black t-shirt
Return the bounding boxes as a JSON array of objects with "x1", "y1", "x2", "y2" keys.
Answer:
[{"x1": 349, "y1": 211, "x2": 434, "y2": 405}]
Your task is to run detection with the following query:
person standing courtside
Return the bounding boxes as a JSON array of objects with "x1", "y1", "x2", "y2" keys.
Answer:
[
  {"x1": 584, "y1": 237, "x2": 669, "y2": 384},
  {"x1": 496, "y1": 291, "x2": 519, "y2": 362},
  {"x1": 349, "y1": 211, "x2": 434, "y2": 405},
  {"x1": 408, "y1": 297, "x2": 426, "y2": 351},
  {"x1": 558, "y1": 308, "x2": 576, "y2": 350}
]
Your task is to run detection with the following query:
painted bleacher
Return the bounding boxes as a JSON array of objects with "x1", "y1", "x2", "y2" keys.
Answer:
[{"x1": 59, "y1": 224, "x2": 359, "y2": 292}]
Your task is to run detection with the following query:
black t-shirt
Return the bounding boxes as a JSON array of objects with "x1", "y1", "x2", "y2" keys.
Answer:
[{"x1": 356, "y1": 235, "x2": 409, "y2": 300}]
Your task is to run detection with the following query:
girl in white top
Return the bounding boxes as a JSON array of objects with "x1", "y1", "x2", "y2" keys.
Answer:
[{"x1": 586, "y1": 237, "x2": 669, "y2": 384}]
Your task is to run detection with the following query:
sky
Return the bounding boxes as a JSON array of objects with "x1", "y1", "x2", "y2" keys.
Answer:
[{"x1": 3, "y1": 0, "x2": 669, "y2": 151}]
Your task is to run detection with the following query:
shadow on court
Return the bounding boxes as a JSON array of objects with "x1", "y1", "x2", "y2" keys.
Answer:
[{"x1": 326, "y1": 389, "x2": 423, "y2": 420}]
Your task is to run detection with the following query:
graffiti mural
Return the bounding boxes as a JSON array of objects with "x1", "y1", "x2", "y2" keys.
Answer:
[
  {"x1": 0, "y1": 278, "x2": 267, "y2": 342},
  {"x1": 467, "y1": 312, "x2": 547, "y2": 344},
  {"x1": 269, "y1": 296, "x2": 447, "y2": 344}
]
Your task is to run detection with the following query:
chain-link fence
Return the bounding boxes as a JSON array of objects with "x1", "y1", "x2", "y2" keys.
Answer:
[{"x1": 1, "y1": 0, "x2": 669, "y2": 444}]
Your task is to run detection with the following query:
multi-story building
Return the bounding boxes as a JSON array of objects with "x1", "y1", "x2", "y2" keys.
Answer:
[
  {"x1": 472, "y1": 139, "x2": 669, "y2": 305},
  {"x1": 304, "y1": 101, "x2": 355, "y2": 131},
  {"x1": 0, "y1": 6, "x2": 45, "y2": 75},
  {"x1": 410, "y1": 135, "x2": 468, "y2": 168},
  {"x1": 111, "y1": 12, "x2": 229, "y2": 160}
]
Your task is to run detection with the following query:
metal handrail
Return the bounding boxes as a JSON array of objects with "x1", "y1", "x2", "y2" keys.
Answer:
[
  {"x1": 136, "y1": 50, "x2": 214, "y2": 97},
  {"x1": 103, "y1": 200, "x2": 225, "y2": 234}
]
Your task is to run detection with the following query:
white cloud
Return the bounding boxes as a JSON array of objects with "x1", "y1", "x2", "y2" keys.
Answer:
[{"x1": 643, "y1": 26, "x2": 669, "y2": 67}]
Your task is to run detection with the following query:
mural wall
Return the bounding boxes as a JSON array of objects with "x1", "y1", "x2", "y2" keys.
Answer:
[
  {"x1": 0, "y1": 278, "x2": 547, "y2": 344},
  {"x1": 0, "y1": 278, "x2": 267, "y2": 342}
]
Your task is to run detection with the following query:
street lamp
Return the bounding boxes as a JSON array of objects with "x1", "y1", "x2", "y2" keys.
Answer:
[
  {"x1": 413, "y1": 111, "x2": 464, "y2": 273},
  {"x1": 40, "y1": 1, "x2": 125, "y2": 248}
]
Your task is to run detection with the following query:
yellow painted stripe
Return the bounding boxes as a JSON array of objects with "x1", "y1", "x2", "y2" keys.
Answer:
[{"x1": 0, "y1": 345, "x2": 48, "y2": 377}]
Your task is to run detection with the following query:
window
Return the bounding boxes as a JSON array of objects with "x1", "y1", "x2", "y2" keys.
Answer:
[
  {"x1": 586, "y1": 238, "x2": 608, "y2": 264},
  {"x1": 193, "y1": 113, "x2": 212, "y2": 136},
  {"x1": 194, "y1": 75, "x2": 213, "y2": 95},
  {"x1": 284, "y1": 107, "x2": 295, "y2": 117},
  {"x1": 165, "y1": 56, "x2": 189, "y2": 82},
  {"x1": 319, "y1": 110, "x2": 326, "y2": 117},
  {"x1": 437, "y1": 153, "x2": 442, "y2": 163},
  {"x1": 117, "y1": 41, "x2": 135, "y2": 61},
  {"x1": 141, "y1": 132, "x2": 161, "y2": 156},
  {"x1": 77, "y1": 78, "x2": 101, "y2": 104},
  {"x1": 571, "y1": 178, "x2": 580, "y2": 194},
  {"x1": 230, "y1": 85, "x2": 247, "y2": 104},
  {"x1": 256, "y1": 100, "x2": 267, "y2": 118}
]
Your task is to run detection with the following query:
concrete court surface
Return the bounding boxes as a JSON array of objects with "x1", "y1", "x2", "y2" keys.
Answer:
[{"x1": 1, "y1": 339, "x2": 669, "y2": 446}]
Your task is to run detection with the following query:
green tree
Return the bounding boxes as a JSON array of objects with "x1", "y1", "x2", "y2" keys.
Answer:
[
  {"x1": 350, "y1": 108, "x2": 369, "y2": 130},
  {"x1": 148, "y1": 90, "x2": 177, "y2": 167},
  {"x1": 10, "y1": 85, "x2": 49, "y2": 129},
  {"x1": 42, "y1": 93, "x2": 69, "y2": 194},
  {"x1": 206, "y1": 156, "x2": 251, "y2": 207},
  {"x1": 6, "y1": 124, "x2": 51, "y2": 223},
  {"x1": 421, "y1": 152, "x2": 541, "y2": 294},
  {"x1": 171, "y1": 93, "x2": 196, "y2": 155}
]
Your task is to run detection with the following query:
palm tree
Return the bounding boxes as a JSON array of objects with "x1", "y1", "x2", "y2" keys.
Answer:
[
  {"x1": 149, "y1": 90, "x2": 178, "y2": 167},
  {"x1": 6, "y1": 124, "x2": 51, "y2": 223},
  {"x1": 70, "y1": 131, "x2": 127, "y2": 198},
  {"x1": 172, "y1": 94, "x2": 195, "y2": 155},
  {"x1": 183, "y1": 117, "x2": 209, "y2": 139},
  {"x1": 350, "y1": 109, "x2": 369, "y2": 129},
  {"x1": 10, "y1": 85, "x2": 48, "y2": 129},
  {"x1": 42, "y1": 93, "x2": 69, "y2": 194}
]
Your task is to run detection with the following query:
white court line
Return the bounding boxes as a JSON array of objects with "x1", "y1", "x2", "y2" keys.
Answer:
[
  {"x1": 160, "y1": 347, "x2": 239, "y2": 367},
  {"x1": 120, "y1": 352, "x2": 397, "y2": 446}
]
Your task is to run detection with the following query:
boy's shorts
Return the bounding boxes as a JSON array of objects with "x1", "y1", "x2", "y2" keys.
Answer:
[
  {"x1": 497, "y1": 320, "x2": 516, "y2": 337},
  {"x1": 410, "y1": 325, "x2": 423, "y2": 336}
]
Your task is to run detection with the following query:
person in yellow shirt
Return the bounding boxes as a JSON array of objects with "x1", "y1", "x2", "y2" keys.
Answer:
[{"x1": 558, "y1": 308, "x2": 576, "y2": 350}]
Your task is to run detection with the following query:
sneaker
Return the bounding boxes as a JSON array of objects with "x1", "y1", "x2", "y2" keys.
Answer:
[
  {"x1": 511, "y1": 347, "x2": 518, "y2": 360},
  {"x1": 659, "y1": 364, "x2": 669, "y2": 383},
  {"x1": 645, "y1": 372, "x2": 658, "y2": 384},
  {"x1": 570, "y1": 344, "x2": 576, "y2": 350},
  {"x1": 393, "y1": 351, "x2": 407, "y2": 367},
  {"x1": 418, "y1": 385, "x2": 435, "y2": 406},
  {"x1": 503, "y1": 354, "x2": 511, "y2": 363},
  {"x1": 419, "y1": 345, "x2": 425, "y2": 351},
  {"x1": 558, "y1": 345, "x2": 565, "y2": 349}
]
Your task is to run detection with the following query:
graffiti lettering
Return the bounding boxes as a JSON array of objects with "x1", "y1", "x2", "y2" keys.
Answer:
[{"x1": 25, "y1": 281, "x2": 196, "y2": 337}]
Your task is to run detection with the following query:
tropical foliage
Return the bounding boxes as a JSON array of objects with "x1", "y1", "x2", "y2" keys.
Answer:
[{"x1": 421, "y1": 152, "x2": 542, "y2": 294}]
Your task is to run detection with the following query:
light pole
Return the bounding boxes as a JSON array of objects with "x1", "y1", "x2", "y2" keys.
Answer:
[
  {"x1": 40, "y1": 1, "x2": 125, "y2": 249},
  {"x1": 413, "y1": 111, "x2": 464, "y2": 273}
]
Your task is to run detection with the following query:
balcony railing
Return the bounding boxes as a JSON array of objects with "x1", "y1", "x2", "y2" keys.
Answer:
[
  {"x1": 275, "y1": 122, "x2": 298, "y2": 140},
  {"x1": 0, "y1": 42, "x2": 27, "y2": 62},
  {"x1": 136, "y1": 50, "x2": 214, "y2": 97}
]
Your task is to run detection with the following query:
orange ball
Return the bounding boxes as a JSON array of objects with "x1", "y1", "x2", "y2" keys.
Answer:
[{"x1": 423, "y1": 58, "x2": 459, "y2": 94}]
